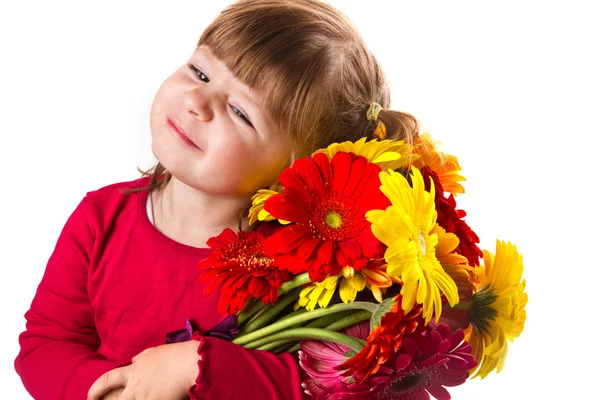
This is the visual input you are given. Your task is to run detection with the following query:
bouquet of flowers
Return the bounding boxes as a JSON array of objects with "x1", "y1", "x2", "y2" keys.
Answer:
[{"x1": 195, "y1": 129, "x2": 527, "y2": 399}]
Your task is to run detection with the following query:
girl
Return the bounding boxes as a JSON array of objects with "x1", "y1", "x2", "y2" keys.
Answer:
[{"x1": 14, "y1": 0, "x2": 420, "y2": 399}]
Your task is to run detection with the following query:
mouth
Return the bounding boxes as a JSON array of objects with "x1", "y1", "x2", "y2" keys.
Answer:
[{"x1": 166, "y1": 117, "x2": 201, "y2": 150}]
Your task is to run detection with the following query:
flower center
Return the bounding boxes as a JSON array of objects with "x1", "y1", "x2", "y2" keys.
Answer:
[
  {"x1": 311, "y1": 198, "x2": 359, "y2": 241},
  {"x1": 387, "y1": 373, "x2": 425, "y2": 393},
  {"x1": 418, "y1": 233, "x2": 427, "y2": 256},
  {"x1": 373, "y1": 364, "x2": 438, "y2": 400},
  {"x1": 227, "y1": 241, "x2": 273, "y2": 271},
  {"x1": 326, "y1": 211, "x2": 342, "y2": 228}
]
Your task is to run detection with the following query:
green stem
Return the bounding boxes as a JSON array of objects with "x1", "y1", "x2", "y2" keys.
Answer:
[
  {"x1": 233, "y1": 301, "x2": 377, "y2": 346},
  {"x1": 282, "y1": 342, "x2": 301, "y2": 354},
  {"x1": 275, "y1": 307, "x2": 307, "y2": 322},
  {"x1": 255, "y1": 338, "x2": 299, "y2": 352},
  {"x1": 243, "y1": 327, "x2": 365, "y2": 353},
  {"x1": 279, "y1": 310, "x2": 371, "y2": 354},
  {"x1": 304, "y1": 310, "x2": 356, "y2": 328},
  {"x1": 245, "y1": 303, "x2": 273, "y2": 326},
  {"x1": 452, "y1": 301, "x2": 472, "y2": 311},
  {"x1": 324, "y1": 310, "x2": 372, "y2": 331},
  {"x1": 238, "y1": 287, "x2": 304, "y2": 335},
  {"x1": 238, "y1": 298, "x2": 266, "y2": 325},
  {"x1": 278, "y1": 273, "x2": 311, "y2": 294},
  {"x1": 238, "y1": 272, "x2": 310, "y2": 327},
  {"x1": 284, "y1": 343, "x2": 301, "y2": 353},
  {"x1": 273, "y1": 342, "x2": 298, "y2": 354}
]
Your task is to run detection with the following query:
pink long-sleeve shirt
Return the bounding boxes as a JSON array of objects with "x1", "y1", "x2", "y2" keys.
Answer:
[{"x1": 14, "y1": 178, "x2": 306, "y2": 400}]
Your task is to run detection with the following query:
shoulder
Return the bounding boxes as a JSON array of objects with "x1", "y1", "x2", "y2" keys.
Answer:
[
  {"x1": 80, "y1": 176, "x2": 151, "y2": 230},
  {"x1": 84, "y1": 177, "x2": 151, "y2": 202}
]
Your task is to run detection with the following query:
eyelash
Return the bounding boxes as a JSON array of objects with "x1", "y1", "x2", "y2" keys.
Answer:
[{"x1": 186, "y1": 63, "x2": 253, "y2": 127}]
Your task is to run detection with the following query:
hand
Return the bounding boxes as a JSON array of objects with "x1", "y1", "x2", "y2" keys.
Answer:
[
  {"x1": 87, "y1": 341, "x2": 200, "y2": 400},
  {"x1": 99, "y1": 387, "x2": 124, "y2": 400}
]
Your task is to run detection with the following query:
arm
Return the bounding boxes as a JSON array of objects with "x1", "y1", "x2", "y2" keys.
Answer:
[
  {"x1": 189, "y1": 335, "x2": 309, "y2": 400},
  {"x1": 87, "y1": 333, "x2": 310, "y2": 400},
  {"x1": 14, "y1": 197, "x2": 122, "y2": 400}
]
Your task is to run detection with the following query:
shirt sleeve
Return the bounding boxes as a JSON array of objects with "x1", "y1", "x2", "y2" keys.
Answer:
[
  {"x1": 188, "y1": 335, "x2": 311, "y2": 400},
  {"x1": 14, "y1": 197, "x2": 122, "y2": 400}
]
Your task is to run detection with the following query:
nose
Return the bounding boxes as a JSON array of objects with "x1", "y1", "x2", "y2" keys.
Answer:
[{"x1": 184, "y1": 87, "x2": 214, "y2": 122}]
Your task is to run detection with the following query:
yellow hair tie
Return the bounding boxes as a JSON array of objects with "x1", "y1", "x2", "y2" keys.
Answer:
[{"x1": 366, "y1": 102, "x2": 382, "y2": 121}]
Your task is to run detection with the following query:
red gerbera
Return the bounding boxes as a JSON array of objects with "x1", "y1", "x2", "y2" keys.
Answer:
[
  {"x1": 336, "y1": 295, "x2": 425, "y2": 382},
  {"x1": 421, "y1": 167, "x2": 483, "y2": 266},
  {"x1": 264, "y1": 152, "x2": 389, "y2": 282},
  {"x1": 197, "y1": 228, "x2": 290, "y2": 315}
]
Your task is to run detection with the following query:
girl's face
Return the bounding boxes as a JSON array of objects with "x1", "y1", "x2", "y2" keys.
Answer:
[{"x1": 150, "y1": 45, "x2": 291, "y2": 197}]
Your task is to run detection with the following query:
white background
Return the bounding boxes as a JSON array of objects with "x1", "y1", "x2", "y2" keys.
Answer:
[{"x1": 1, "y1": 0, "x2": 598, "y2": 398}]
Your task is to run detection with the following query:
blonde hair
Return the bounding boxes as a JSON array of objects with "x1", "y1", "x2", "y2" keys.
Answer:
[{"x1": 130, "y1": 0, "x2": 420, "y2": 207}]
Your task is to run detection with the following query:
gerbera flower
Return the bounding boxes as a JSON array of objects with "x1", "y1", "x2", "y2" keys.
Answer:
[
  {"x1": 197, "y1": 228, "x2": 290, "y2": 315},
  {"x1": 432, "y1": 225, "x2": 475, "y2": 300},
  {"x1": 299, "y1": 321, "x2": 373, "y2": 399},
  {"x1": 296, "y1": 260, "x2": 399, "y2": 311},
  {"x1": 300, "y1": 321, "x2": 477, "y2": 400},
  {"x1": 337, "y1": 295, "x2": 424, "y2": 381},
  {"x1": 422, "y1": 167, "x2": 483, "y2": 266},
  {"x1": 367, "y1": 167, "x2": 459, "y2": 323},
  {"x1": 361, "y1": 258, "x2": 401, "y2": 303},
  {"x1": 412, "y1": 132, "x2": 465, "y2": 195},
  {"x1": 313, "y1": 136, "x2": 417, "y2": 171},
  {"x1": 367, "y1": 324, "x2": 478, "y2": 399},
  {"x1": 248, "y1": 189, "x2": 291, "y2": 226},
  {"x1": 265, "y1": 152, "x2": 389, "y2": 282},
  {"x1": 463, "y1": 240, "x2": 527, "y2": 379},
  {"x1": 296, "y1": 275, "x2": 340, "y2": 311}
]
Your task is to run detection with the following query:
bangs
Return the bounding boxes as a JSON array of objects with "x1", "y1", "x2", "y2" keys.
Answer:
[{"x1": 196, "y1": 1, "x2": 349, "y2": 141}]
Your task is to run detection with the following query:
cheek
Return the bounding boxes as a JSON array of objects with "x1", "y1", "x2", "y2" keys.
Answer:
[
  {"x1": 150, "y1": 75, "x2": 183, "y2": 133},
  {"x1": 150, "y1": 79, "x2": 172, "y2": 114}
]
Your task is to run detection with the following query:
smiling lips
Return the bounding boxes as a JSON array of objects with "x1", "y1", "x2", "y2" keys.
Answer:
[{"x1": 167, "y1": 117, "x2": 200, "y2": 149}]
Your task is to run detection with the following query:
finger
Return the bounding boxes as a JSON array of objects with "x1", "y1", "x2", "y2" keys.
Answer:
[
  {"x1": 115, "y1": 385, "x2": 136, "y2": 400},
  {"x1": 87, "y1": 368, "x2": 128, "y2": 400},
  {"x1": 131, "y1": 347, "x2": 154, "y2": 362},
  {"x1": 98, "y1": 387, "x2": 124, "y2": 400}
]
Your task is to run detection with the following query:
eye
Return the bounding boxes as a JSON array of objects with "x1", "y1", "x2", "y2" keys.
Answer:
[
  {"x1": 231, "y1": 105, "x2": 253, "y2": 127},
  {"x1": 186, "y1": 63, "x2": 254, "y2": 128},
  {"x1": 187, "y1": 63, "x2": 209, "y2": 83}
]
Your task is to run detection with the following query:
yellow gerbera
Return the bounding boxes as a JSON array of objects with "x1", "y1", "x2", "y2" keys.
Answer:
[
  {"x1": 312, "y1": 137, "x2": 417, "y2": 171},
  {"x1": 248, "y1": 189, "x2": 290, "y2": 226},
  {"x1": 366, "y1": 166, "x2": 459, "y2": 324},
  {"x1": 296, "y1": 263, "x2": 398, "y2": 311},
  {"x1": 412, "y1": 132, "x2": 465, "y2": 195},
  {"x1": 295, "y1": 275, "x2": 339, "y2": 311},
  {"x1": 466, "y1": 240, "x2": 527, "y2": 379}
]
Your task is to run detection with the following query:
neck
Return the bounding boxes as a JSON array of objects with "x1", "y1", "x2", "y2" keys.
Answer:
[{"x1": 151, "y1": 177, "x2": 250, "y2": 247}]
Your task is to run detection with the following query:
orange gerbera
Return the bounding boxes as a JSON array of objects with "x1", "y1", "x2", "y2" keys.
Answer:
[
  {"x1": 336, "y1": 295, "x2": 424, "y2": 382},
  {"x1": 412, "y1": 132, "x2": 465, "y2": 195}
]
